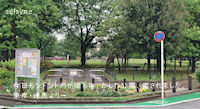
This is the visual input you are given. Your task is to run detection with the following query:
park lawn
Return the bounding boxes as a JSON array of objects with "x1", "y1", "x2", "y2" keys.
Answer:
[
  {"x1": 104, "y1": 71, "x2": 195, "y2": 81},
  {"x1": 51, "y1": 59, "x2": 196, "y2": 81},
  {"x1": 51, "y1": 59, "x2": 190, "y2": 66},
  {"x1": 50, "y1": 59, "x2": 194, "y2": 71}
]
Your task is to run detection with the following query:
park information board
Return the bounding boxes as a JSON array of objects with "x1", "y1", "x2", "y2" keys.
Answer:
[{"x1": 15, "y1": 49, "x2": 40, "y2": 98}]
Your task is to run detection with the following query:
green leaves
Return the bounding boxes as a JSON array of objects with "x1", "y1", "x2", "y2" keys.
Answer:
[
  {"x1": 122, "y1": 0, "x2": 188, "y2": 57},
  {"x1": 182, "y1": 26, "x2": 200, "y2": 57},
  {"x1": 0, "y1": 0, "x2": 62, "y2": 59}
]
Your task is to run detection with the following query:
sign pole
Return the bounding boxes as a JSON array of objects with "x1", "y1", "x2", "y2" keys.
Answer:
[
  {"x1": 37, "y1": 50, "x2": 40, "y2": 98},
  {"x1": 154, "y1": 31, "x2": 165, "y2": 99},
  {"x1": 161, "y1": 40, "x2": 164, "y2": 99}
]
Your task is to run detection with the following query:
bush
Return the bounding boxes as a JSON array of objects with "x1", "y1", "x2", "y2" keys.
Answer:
[
  {"x1": 0, "y1": 60, "x2": 15, "y2": 71},
  {"x1": 0, "y1": 67, "x2": 14, "y2": 93},
  {"x1": 75, "y1": 91, "x2": 94, "y2": 97},
  {"x1": 0, "y1": 67, "x2": 14, "y2": 86},
  {"x1": 99, "y1": 90, "x2": 122, "y2": 97},
  {"x1": 40, "y1": 60, "x2": 54, "y2": 72},
  {"x1": 195, "y1": 69, "x2": 200, "y2": 83}
]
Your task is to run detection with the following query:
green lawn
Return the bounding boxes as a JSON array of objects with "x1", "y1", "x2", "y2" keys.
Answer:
[
  {"x1": 105, "y1": 71, "x2": 194, "y2": 81},
  {"x1": 51, "y1": 59, "x2": 190, "y2": 66},
  {"x1": 51, "y1": 59, "x2": 196, "y2": 81},
  {"x1": 51, "y1": 59, "x2": 191, "y2": 70}
]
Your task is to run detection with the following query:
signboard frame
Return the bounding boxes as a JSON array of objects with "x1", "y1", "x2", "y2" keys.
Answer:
[{"x1": 14, "y1": 48, "x2": 40, "y2": 98}]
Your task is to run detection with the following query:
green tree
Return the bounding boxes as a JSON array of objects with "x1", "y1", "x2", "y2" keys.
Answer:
[
  {"x1": 182, "y1": 0, "x2": 200, "y2": 73},
  {"x1": 58, "y1": 35, "x2": 81, "y2": 59},
  {"x1": 0, "y1": 0, "x2": 61, "y2": 60},
  {"x1": 183, "y1": 26, "x2": 200, "y2": 73},
  {"x1": 60, "y1": 0, "x2": 114, "y2": 66},
  {"x1": 122, "y1": 0, "x2": 188, "y2": 75}
]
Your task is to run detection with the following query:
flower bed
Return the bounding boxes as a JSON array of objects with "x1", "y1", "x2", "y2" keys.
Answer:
[{"x1": 3, "y1": 79, "x2": 153, "y2": 98}]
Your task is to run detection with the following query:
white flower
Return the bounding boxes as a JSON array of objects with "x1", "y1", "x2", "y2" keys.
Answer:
[{"x1": 6, "y1": 89, "x2": 10, "y2": 93}]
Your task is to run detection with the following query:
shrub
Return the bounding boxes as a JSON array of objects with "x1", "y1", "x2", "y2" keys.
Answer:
[
  {"x1": 0, "y1": 67, "x2": 14, "y2": 93},
  {"x1": 99, "y1": 90, "x2": 122, "y2": 97},
  {"x1": 0, "y1": 68, "x2": 14, "y2": 85},
  {"x1": 195, "y1": 69, "x2": 200, "y2": 83},
  {"x1": 40, "y1": 60, "x2": 54, "y2": 72},
  {"x1": 74, "y1": 91, "x2": 94, "y2": 97},
  {"x1": 0, "y1": 60, "x2": 15, "y2": 71}
]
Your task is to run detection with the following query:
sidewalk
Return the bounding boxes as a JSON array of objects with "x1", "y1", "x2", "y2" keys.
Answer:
[
  {"x1": 165, "y1": 88, "x2": 200, "y2": 98},
  {"x1": 133, "y1": 91, "x2": 200, "y2": 106},
  {"x1": 15, "y1": 90, "x2": 200, "y2": 107}
]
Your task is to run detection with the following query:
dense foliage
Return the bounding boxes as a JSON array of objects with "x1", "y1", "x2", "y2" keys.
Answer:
[{"x1": 195, "y1": 69, "x2": 200, "y2": 83}]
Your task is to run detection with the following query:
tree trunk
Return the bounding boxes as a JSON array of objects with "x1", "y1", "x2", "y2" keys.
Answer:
[
  {"x1": 11, "y1": 19, "x2": 17, "y2": 59},
  {"x1": 157, "y1": 56, "x2": 161, "y2": 71},
  {"x1": 124, "y1": 54, "x2": 127, "y2": 71},
  {"x1": 174, "y1": 56, "x2": 176, "y2": 77},
  {"x1": 164, "y1": 53, "x2": 167, "y2": 71},
  {"x1": 191, "y1": 56, "x2": 196, "y2": 73},
  {"x1": 147, "y1": 55, "x2": 151, "y2": 80},
  {"x1": 187, "y1": 62, "x2": 190, "y2": 76},
  {"x1": 122, "y1": 53, "x2": 127, "y2": 73},
  {"x1": 147, "y1": 55, "x2": 151, "y2": 71},
  {"x1": 81, "y1": 43, "x2": 86, "y2": 66},
  {"x1": 121, "y1": 55, "x2": 124, "y2": 73},
  {"x1": 189, "y1": 59, "x2": 192, "y2": 66},
  {"x1": 117, "y1": 55, "x2": 121, "y2": 73},
  {"x1": 179, "y1": 55, "x2": 182, "y2": 67}
]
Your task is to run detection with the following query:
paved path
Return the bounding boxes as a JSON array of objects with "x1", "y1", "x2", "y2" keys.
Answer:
[
  {"x1": 14, "y1": 99, "x2": 200, "y2": 109},
  {"x1": 15, "y1": 92, "x2": 200, "y2": 108}
]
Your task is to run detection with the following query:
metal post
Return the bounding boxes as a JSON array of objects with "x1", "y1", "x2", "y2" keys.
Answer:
[
  {"x1": 60, "y1": 77, "x2": 63, "y2": 84},
  {"x1": 14, "y1": 51, "x2": 18, "y2": 98},
  {"x1": 36, "y1": 50, "x2": 40, "y2": 98},
  {"x1": 80, "y1": 84, "x2": 84, "y2": 92},
  {"x1": 92, "y1": 78, "x2": 95, "y2": 84},
  {"x1": 152, "y1": 82, "x2": 155, "y2": 92},
  {"x1": 188, "y1": 76, "x2": 192, "y2": 90},
  {"x1": 136, "y1": 82, "x2": 140, "y2": 92},
  {"x1": 115, "y1": 85, "x2": 118, "y2": 92},
  {"x1": 172, "y1": 77, "x2": 176, "y2": 93},
  {"x1": 123, "y1": 79, "x2": 126, "y2": 87},
  {"x1": 161, "y1": 40, "x2": 164, "y2": 99},
  {"x1": 44, "y1": 83, "x2": 48, "y2": 92},
  {"x1": 14, "y1": 78, "x2": 18, "y2": 98},
  {"x1": 20, "y1": 83, "x2": 23, "y2": 94}
]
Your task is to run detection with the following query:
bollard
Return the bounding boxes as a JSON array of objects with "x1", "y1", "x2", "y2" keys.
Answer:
[
  {"x1": 44, "y1": 83, "x2": 47, "y2": 92},
  {"x1": 115, "y1": 85, "x2": 118, "y2": 92},
  {"x1": 80, "y1": 84, "x2": 84, "y2": 92},
  {"x1": 60, "y1": 77, "x2": 63, "y2": 84},
  {"x1": 92, "y1": 78, "x2": 95, "y2": 84},
  {"x1": 133, "y1": 72, "x2": 135, "y2": 80},
  {"x1": 123, "y1": 79, "x2": 126, "y2": 87},
  {"x1": 136, "y1": 82, "x2": 140, "y2": 92},
  {"x1": 20, "y1": 83, "x2": 23, "y2": 94},
  {"x1": 188, "y1": 76, "x2": 192, "y2": 90},
  {"x1": 151, "y1": 82, "x2": 155, "y2": 92},
  {"x1": 172, "y1": 77, "x2": 176, "y2": 93}
]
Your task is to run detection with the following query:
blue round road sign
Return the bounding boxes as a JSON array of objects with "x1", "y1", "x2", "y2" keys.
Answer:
[{"x1": 154, "y1": 31, "x2": 165, "y2": 42}]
